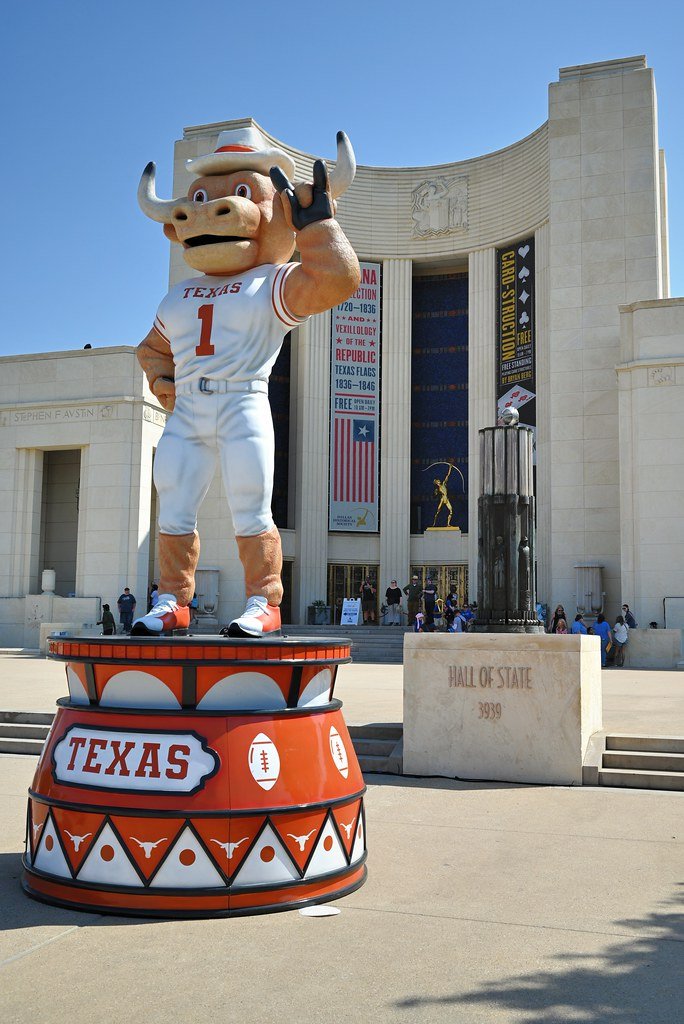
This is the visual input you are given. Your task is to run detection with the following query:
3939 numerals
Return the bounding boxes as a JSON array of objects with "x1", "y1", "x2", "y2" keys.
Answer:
[{"x1": 478, "y1": 702, "x2": 502, "y2": 720}]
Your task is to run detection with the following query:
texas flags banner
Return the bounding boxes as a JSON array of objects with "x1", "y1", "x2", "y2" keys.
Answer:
[{"x1": 329, "y1": 263, "x2": 381, "y2": 532}]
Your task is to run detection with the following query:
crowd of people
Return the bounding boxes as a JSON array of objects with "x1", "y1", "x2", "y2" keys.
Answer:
[
  {"x1": 98, "y1": 576, "x2": 643, "y2": 660},
  {"x1": 364, "y1": 575, "x2": 643, "y2": 659},
  {"x1": 543, "y1": 601, "x2": 639, "y2": 667},
  {"x1": 358, "y1": 575, "x2": 477, "y2": 633}
]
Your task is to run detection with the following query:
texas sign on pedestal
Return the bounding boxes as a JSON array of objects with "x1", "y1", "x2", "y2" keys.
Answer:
[{"x1": 23, "y1": 635, "x2": 367, "y2": 917}]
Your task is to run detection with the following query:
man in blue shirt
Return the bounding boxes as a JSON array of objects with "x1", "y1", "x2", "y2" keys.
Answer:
[
  {"x1": 593, "y1": 613, "x2": 612, "y2": 666},
  {"x1": 571, "y1": 614, "x2": 587, "y2": 635}
]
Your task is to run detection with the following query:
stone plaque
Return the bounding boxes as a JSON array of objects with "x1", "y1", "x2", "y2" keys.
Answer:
[
  {"x1": 647, "y1": 366, "x2": 675, "y2": 386},
  {"x1": 403, "y1": 633, "x2": 602, "y2": 785}
]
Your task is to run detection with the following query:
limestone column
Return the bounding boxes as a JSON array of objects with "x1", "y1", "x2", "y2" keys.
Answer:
[
  {"x1": 10, "y1": 448, "x2": 43, "y2": 595},
  {"x1": 294, "y1": 311, "x2": 331, "y2": 620},
  {"x1": 535, "y1": 222, "x2": 551, "y2": 605},
  {"x1": 379, "y1": 258, "x2": 412, "y2": 591},
  {"x1": 467, "y1": 248, "x2": 496, "y2": 601}
]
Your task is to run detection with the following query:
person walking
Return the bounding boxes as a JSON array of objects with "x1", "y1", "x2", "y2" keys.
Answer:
[
  {"x1": 571, "y1": 613, "x2": 587, "y2": 635},
  {"x1": 593, "y1": 613, "x2": 613, "y2": 667},
  {"x1": 97, "y1": 604, "x2": 116, "y2": 636},
  {"x1": 117, "y1": 587, "x2": 137, "y2": 634},
  {"x1": 613, "y1": 614, "x2": 629, "y2": 666},
  {"x1": 403, "y1": 574, "x2": 422, "y2": 630},
  {"x1": 359, "y1": 577, "x2": 377, "y2": 624},
  {"x1": 384, "y1": 580, "x2": 402, "y2": 625}
]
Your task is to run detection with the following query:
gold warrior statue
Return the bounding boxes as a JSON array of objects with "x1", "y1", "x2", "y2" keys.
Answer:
[{"x1": 433, "y1": 465, "x2": 454, "y2": 528}]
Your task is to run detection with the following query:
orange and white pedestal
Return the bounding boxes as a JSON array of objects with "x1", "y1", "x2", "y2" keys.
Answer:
[{"x1": 22, "y1": 635, "x2": 366, "y2": 918}]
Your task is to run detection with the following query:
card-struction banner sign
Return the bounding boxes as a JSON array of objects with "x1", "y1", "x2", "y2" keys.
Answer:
[
  {"x1": 496, "y1": 238, "x2": 536, "y2": 430},
  {"x1": 329, "y1": 262, "x2": 381, "y2": 532}
]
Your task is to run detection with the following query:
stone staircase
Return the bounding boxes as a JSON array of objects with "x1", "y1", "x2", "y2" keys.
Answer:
[
  {"x1": 281, "y1": 624, "x2": 405, "y2": 664},
  {"x1": 597, "y1": 734, "x2": 684, "y2": 791},
  {"x1": 0, "y1": 710, "x2": 52, "y2": 755},
  {"x1": 348, "y1": 724, "x2": 403, "y2": 775}
]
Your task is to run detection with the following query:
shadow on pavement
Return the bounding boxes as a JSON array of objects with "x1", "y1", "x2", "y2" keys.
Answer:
[
  {"x1": 391, "y1": 883, "x2": 684, "y2": 1023},
  {"x1": 2, "y1": 852, "x2": 156, "y2": 930}
]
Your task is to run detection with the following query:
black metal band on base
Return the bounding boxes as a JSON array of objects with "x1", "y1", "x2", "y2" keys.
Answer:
[{"x1": 22, "y1": 865, "x2": 368, "y2": 920}]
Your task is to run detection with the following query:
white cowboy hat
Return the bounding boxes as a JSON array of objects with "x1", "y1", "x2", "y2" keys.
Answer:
[{"x1": 185, "y1": 125, "x2": 296, "y2": 179}]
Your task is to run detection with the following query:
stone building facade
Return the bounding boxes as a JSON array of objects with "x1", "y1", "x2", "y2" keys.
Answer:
[{"x1": 1, "y1": 56, "x2": 683, "y2": 645}]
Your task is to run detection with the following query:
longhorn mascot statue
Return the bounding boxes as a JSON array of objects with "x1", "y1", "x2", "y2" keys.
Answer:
[{"x1": 133, "y1": 127, "x2": 360, "y2": 637}]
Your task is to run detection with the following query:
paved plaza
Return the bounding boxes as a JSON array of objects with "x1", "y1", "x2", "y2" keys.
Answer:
[{"x1": 1, "y1": 652, "x2": 683, "y2": 1023}]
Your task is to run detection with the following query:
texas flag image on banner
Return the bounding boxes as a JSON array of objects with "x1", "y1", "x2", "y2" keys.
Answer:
[
  {"x1": 329, "y1": 262, "x2": 381, "y2": 531},
  {"x1": 333, "y1": 418, "x2": 376, "y2": 503}
]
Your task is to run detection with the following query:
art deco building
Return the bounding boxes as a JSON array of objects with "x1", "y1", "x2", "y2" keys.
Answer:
[{"x1": 1, "y1": 56, "x2": 683, "y2": 646}]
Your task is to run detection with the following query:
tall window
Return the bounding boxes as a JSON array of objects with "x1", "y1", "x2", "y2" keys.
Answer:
[{"x1": 410, "y1": 273, "x2": 468, "y2": 533}]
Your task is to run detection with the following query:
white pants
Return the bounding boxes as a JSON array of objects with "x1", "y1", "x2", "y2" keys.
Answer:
[{"x1": 154, "y1": 389, "x2": 275, "y2": 537}]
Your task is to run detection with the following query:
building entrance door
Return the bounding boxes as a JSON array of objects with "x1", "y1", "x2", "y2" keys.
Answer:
[
  {"x1": 410, "y1": 564, "x2": 469, "y2": 607},
  {"x1": 327, "y1": 564, "x2": 379, "y2": 624}
]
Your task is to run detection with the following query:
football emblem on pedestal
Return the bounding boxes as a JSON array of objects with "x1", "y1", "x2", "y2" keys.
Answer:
[
  {"x1": 329, "y1": 726, "x2": 349, "y2": 778},
  {"x1": 248, "y1": 732, "x2": 281, "y2": 790}
]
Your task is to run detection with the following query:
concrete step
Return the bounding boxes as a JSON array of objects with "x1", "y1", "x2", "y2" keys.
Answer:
[
  {"x1": 0, "y1": 735, "x2": 46, "y2": 755},
  {"x1": 349, "y1": 724, "x2": 403, "y2": 775},
  {"x1": 605, "y1": 734, "x2": 684, "y2": 754},
  {"x1": 348, "y1": 723, "x2": 403, "y2": 742},
  {"x1": 351, "y1": 737, "x2": 397, "y2": 757},
  {"x1": 0, "y1": 722, "x2": 51, "y2": 740},
  {"x1": 603, "y1": 750, "x2": 684, "y2": 772},
  {"x1": 358, "y1": 754, "x2": 394, "y2": 774},
  {"x1": 0, "y1": 710, "x2": 55, "y2": 725},
  {"x1": 598, "y1": 767, "x2": 684, "y2": 792}
]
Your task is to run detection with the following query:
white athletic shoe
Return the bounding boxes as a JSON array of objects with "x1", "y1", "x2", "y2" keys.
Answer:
[
  {"x1": 131, "y1": 594, "x2": 190, "y2": 636},
  {"x1": 227, "y1": 596, "x2": 282, "y2": 638}
]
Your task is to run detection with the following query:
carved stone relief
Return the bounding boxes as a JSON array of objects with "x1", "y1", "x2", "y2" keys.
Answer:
[{"x1": 411, "y1": 176, "x2": 468, "y2": 238}]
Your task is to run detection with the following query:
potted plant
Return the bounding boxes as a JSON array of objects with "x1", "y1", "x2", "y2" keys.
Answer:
[{"x1": 307, "y1": 600, "x2": 331, "y2": 625}]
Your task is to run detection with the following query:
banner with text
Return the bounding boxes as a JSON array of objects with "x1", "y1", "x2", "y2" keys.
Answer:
[
  {"x1": 329, "y1": 262, "x2": 381, "y2": 532},
  {"x1": 496, "y1": 238, "x2": 536, "y2": 431}
]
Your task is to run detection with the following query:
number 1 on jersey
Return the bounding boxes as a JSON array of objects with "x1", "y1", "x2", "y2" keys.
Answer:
[{"x1": 195, "y1": 304, "x2": 215, "y2": 356}]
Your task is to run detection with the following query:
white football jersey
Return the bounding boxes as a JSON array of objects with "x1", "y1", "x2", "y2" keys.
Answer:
[{"x1": 153, "y1": 263, "x2": 308, "y2": 386}]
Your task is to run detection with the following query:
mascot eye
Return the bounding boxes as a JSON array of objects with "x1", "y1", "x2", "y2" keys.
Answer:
[
  {"x1": 192, "y1": 189, "x2": 208, "y2": 203},
  {"x1": 234, "y1": 183, "x2": 252, "y2": 199}
]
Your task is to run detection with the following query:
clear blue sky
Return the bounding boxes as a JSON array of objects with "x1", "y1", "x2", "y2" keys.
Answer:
[{"x1": 2, "y1": 0, "x2": 683, "y2": 355}]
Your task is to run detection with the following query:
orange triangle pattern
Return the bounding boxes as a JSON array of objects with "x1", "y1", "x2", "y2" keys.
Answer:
[
  {"x1": 29, "y1": 801, "x2": 49, "y2": 859},
  {"x1": 331, "y1": 799, "x2": 362, "y2": 860},
  {"x1": 110, "y1": 815, "x2": 185, "y2": 880},
  {"x1": 192, "y1": 815, "x2": 264, "y2": 880},
  {"x1": 270, "y1": 809, "x2": 328, "y2": 873},
  {"x1": 52, "y1": 808, "x2": 106, "y2": 873}
]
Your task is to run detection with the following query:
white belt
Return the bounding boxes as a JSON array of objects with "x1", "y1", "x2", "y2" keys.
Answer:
[{"x1": 175, "y1": 378, "x2": 268, "y2": 395}]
